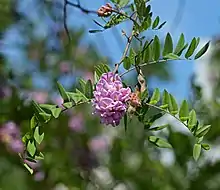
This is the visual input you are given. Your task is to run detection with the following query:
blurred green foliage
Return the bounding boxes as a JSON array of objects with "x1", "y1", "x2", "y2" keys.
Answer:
[{"x1": 0, "y1": 0, "x2": 218, "y2": 190}]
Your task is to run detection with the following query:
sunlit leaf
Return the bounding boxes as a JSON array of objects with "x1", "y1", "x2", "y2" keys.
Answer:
[
  {"x1": 34, "y1": 126, "x2": 44, "y2": 144},
  {"x1": 160, "y1": 90, "x2": 169, "y2": 109},
  {"x1": 23, "y1": 163, "x2": 34, "y2": 174},
  {"x1": 179, "y1": 100, "x2": 189, "y2": 121},
  {"x1": 104, "y1": 14, "x2": 127, "y2": 29},
  {"x1": 149, "y1": 88, "x2": 160, "y2": 105},
  {"x1": 202, "y1": 143, "x2": 210, "y2": 151},
  {"x1": 163, "y1": 33, "x2": 173, "y2": 56},
  {"x1": 119, "y1": 0, "x2": 130, "y2": 7},
  {"x1": 195, "y1": 125, "x2": 211, "y2": 138},
  {"x1": 39, "y1": 112, "x2": 51, "y2": 123},
  {"x1": 174, "y1": 33, "x2": 185, "y2": 55},
  {"x1": 169, "y1": 94, "x2": 178, "y2": 115},
  {"x1": 164, "y1": 53, "x2": 180, "y2": 60},
  {"x1": 185, "y1": 37, "x2": 197, "y2": 59},
  {"x1": 188, "y1": 110, "x2": 197, "y2": 130},
  {"x1": 51, "y1": 107, "x2": 62, "y2": 118},
  {"x1": 56, "y1": 82, "x2": 70, "y2": 102},
  {"x1": 27, "y1": 141, "x2": 36, "y2": 157},
  {"x1": 30, "y1": 115, "x2": 38, "y2": 129},
  {"x1": 141, "y1": 89, "x2": 149, "y2": 101},
  {"x1": 153, "y1": 35, "x2": 160, "y2": 61},
  {"x1": 193, "y1": 143, "x2": 201, "y2": 161},
  {"x1": 148, "y1": 136, "x2": 172, "y2": 148},
  {"x1": 62, "y1": 102, "x2": 74, "y2": 109},
  {"x1": 152, "y1": 16, "x2": 160, "y2": 29},
  {"x1": 67, "y1": 91, "x2": 88, "y2": 104},
  {"x1": 176, "y1": 43, "x2": 188, "y2": 56},
  {"x1": 194, "y1": 41, "x2": 210, "y2": 59}
]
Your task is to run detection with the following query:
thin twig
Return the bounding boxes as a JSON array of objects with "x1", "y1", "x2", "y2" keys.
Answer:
[
  {"x1": 112, "y1": 9, "x2": 138, "y2": 26},
  {"x1": 113, "y1": 14, "x2": 137, "y2": 74},
  {"x1": 113, "y1": 34, "x2": 134, "y2": 73},
  {"x1": 63, "y1": 0, "x2": 71, "y2": 42},
  {"x1": 119, "y1": 58, "x2": 184, "y2": 77},
  {"x1": 66, "y1": 0, "x2": 97, "y2": 14},
  {"x1": 61, "y1": 100, "x2": 90, "y2": 113}
]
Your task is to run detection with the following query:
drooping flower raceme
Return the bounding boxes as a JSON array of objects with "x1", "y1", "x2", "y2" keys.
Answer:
[{"x1": 93, "y1": 72, "x2": 131, "y2": 126}]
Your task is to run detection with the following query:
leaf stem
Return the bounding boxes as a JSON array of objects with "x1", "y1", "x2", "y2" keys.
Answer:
[
  {"x1": 144, "y1": 102, "x2": 190, "y2": 132},
  {"x1": 112, "y1": 9, "x2": 138, "y2": 26},
  {"x1": 119, "y1": 58, "x2": 184, "y2": 77},
  {"x1": 113, "y1": 14, "x2": 137, "y2": 74},
  {"x1": 61, "y1": 100, "x2": 90, "y2": 113}
]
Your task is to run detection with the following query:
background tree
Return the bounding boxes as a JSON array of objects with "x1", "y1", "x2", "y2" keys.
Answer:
[{"x1": 0, "y1": 0, "x2": 217, "y2": 190}]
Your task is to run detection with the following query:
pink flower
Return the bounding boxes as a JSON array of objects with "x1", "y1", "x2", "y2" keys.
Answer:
[
  {"x1": 34, "y1": 171, "x2": 45, "y2": 181},
  {"x1": 59, "y1": 61, "x2": 71, "y2": 73},
  {"x1": 31, "y1": 91, "x2": 48, "y2": 104},
  {"x1": 93, "y1": 72, "x2": 131, "y2": 126},
  {"x1": 0, "y1": 122, "x2": 24, "y2": 153},
  {"x1": 89, "y1": 136, "x2": 109, "y2": 152},
  {"x1": 0, "y1": 87, "x2": 12, "y2": 98},
  {"x1": 68, "y1": 113, "x2": 84, "y2": 132}
]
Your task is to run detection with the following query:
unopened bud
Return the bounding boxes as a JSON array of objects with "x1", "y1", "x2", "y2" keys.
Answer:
[{"x1": 97, "y1": 3, "x2": 112, "y2": 17}]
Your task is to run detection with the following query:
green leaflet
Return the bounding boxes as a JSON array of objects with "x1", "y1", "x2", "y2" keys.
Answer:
[
  {"x1": 34, "y1": 126, "x2": 44, "y2": 144},
  {"x1": 56, "y1": 82, "x2": 70, "y2": 102},
  {"x1": 153, "y1": 35, "x2": 160, "y2": 61},
  {"x1": 185, "y1": 38, "x2": 197, "y2": 59},
  {"x1": 148, "y1": 136, "x2": 172, "y2": 148},
  {"x1": 27, "y1": 141, "x2": 36, "y2": 157},
  {"x1": 194, "y1": 41, "x2": 210, "y2": 59},
  {"x1": 163, "y1": 33, "x2": 173, "y2": 56},
  {"x1": 123, "y1": 56, "x2": 131, "y2": 70},
  {"x1": 149, "y1": 88, "x2": 160, "y2": 105},
  {"x1": 152, "y1": 16, "x2": 159, "y2": 29},
  {"x1": 85, "y1": 80, "x2": 93, "y2": 99},
  {"x1": 193, "y1": 143, "x2": 201, "y2": 161},
  {"x1": 188, "y1": 110, "x2": 197, "y2": 130},
  {"x1": 179, "y1": 100, "x2": 189, "y2": 121},
  {"x1": 174, "y1": 33, "x2": 185, "y2": 55},
  {"x1": 104, "y1": 14, "x2": 127, "y2": 29}
]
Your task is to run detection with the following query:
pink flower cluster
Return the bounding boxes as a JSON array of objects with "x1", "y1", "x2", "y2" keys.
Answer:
[
  {"x1": 0, "y1": 122, "x2": 24, "y2": 153},
  {"x1": 93, "y1": 72, "x2": 131, "y2": 126}
]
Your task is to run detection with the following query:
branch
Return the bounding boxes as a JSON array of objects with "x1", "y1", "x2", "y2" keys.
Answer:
[
  {"x1": 61, "y1": 100, "x2": 90, "y2": 113},
  {"x1": 112, "y1": 9, "x2": 138, "y2": 26},
  {"x1": 66, "y1": 0, "x2": 97, "y2": 14},
  {"x1": 144, "y1": 102, "x2": 190, "y2": 132},
  {"x1": 113, "y1": 14, "x2": 137, "y2": 74},
  {"x1": 63, "y1": 0, "x2": 71, "y2": 42},
  {"x1": 119, "y1": 58, "x2": 184, "y2": 77}
]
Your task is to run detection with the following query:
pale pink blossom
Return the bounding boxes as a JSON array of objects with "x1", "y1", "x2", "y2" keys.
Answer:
[{"x1": 93, "y1": 72, "x2": 131, "y2": 126}]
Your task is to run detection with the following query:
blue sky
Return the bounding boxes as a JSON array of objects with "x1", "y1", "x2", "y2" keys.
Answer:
[
  {"x1": 2, "y1": 0, "x2": 220, "y2": 102},
  {"x1": 77, "y1": 0, "x2": 220, "y2": 102}
]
